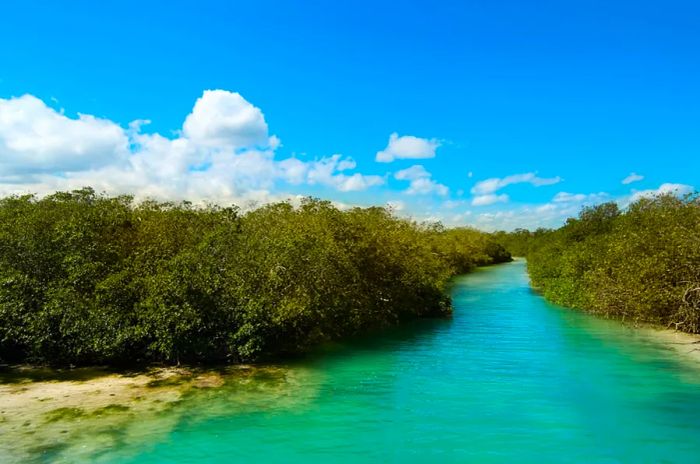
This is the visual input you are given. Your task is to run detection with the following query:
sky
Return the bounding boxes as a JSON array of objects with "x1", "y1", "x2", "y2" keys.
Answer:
[{"x1": 0, "y1": 0, "x2": 698, "y2": 230}]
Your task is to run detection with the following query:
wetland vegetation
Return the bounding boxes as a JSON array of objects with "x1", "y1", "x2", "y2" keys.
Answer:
[
  {"x1": 495, "y1": 193, "x2": 700, "y2": 334},
  {"x1": 0, "y1": 188, "x2": 510, "y2": 367}
]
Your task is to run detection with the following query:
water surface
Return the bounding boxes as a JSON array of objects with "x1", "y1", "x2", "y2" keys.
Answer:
[{"x1": 9, "y1": 260, "x2": 700, "y2": 462}]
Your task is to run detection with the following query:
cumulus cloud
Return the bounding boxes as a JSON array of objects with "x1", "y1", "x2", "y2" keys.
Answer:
[
  {"x1": 471, "y1": 193, "x2": 509, "y2": 206},
  {"x1": 622, "y1": 172, "x2": 644, "y2": 185},
  {"x1": 375, "y1": 133, "x2": 440, "y2": 163},
  {"x1": 306, "y1": 154, "x2": 384, "y2": 192},
  {"x1": 394, "y1": 164, "x2": 448, "y2": 196},
  {"x1": 0, "y1": 91, "x2": 384, "y2": 203},
  {"x1": 630, "y1": 183, "x2": 694, "y2": 202},
  {"x1": 471, "y1": 172, "x2": 562, "y2": 195},
  {"x1": 182, "y1": 90, "x2": 271, "y2": 149},
  {"x1": 0, "y1": 94, "x2": 129, "y2": 174}
]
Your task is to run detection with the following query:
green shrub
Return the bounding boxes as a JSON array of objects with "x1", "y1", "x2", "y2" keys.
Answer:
[
  {"x1": 496, "y1": 194, "x2": 700, "y2": 333},
  {"x1": 0, "y1": 188, "x2": 510, "y2": 365}
]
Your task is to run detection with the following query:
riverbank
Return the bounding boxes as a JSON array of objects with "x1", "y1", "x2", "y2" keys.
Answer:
[
  {"x1": 639, "y1": 325, "x2": 700, "y2": 364},
  {"x1": 511, "y1": 196, "x2": 700, "y2": 339},
  {"x1": 0, "y1": 365, "x2": 314, "y2": 463}
]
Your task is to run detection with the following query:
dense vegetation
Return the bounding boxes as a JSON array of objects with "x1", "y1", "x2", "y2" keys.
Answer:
[
  {"x1": 0, "y1": 188, "x2": 510, "y2": 366},
  {"x1": 496, "y1": 194, "x2": 700, "y2": 333}
]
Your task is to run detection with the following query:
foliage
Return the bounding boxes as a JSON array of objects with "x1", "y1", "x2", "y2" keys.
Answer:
[
  {"x1": 0, "y1": 188, "x2": 510, "y2": 365},
  {"x1": 495, "y1": 194, "x2": 700, "y2": 333}
]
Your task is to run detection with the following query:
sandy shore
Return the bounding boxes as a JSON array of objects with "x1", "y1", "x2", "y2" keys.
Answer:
[
  {"x1": 637, "y1": 326, "x2": 700, "y2": 365},
  {"x1": 0, "y1": 367, "x2": 221, "y2": 463},
  {"x1": 0, "y1": 365, "x2": 312, "y2": 463}
]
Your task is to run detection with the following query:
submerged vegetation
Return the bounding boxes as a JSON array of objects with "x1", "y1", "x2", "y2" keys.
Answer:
[
  {"x1": 0, "y1": 188, "x2": 510, "y2": 366},
  {"x1": 496, "y1": 194, "x2": 700, "y2": 334}
]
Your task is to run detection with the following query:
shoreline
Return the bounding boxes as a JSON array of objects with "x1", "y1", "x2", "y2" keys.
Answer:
[
  {"x1": 0, "y1": 366, "x2": 190, "y2": 462},
  {"x1": 0, "y1": 364, "x2": 312, "y2": 463},
  {"x1": 636, "y1": 325, "x2": 700, "y2": 365}
]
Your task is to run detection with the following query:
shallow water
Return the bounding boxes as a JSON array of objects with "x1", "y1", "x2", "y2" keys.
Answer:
[{"x1": 6, "y1": 259, "x2": 700, "y2": 463}]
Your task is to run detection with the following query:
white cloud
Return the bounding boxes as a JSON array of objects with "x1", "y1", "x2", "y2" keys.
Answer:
[
  {"x1": 471, "y1": 193, "x2": 509, "y2": 206},
  {"x1": 407, "y1": 178, "x2": 449, "y2": 196},
  {"x1": 394, "y1": 164, "x2": 431, "y2": 181},
  {"x1": 460, "y1": 183, "x2": 692, "y2": 231},
  {"x1": 394, "y1": 164, "x2": 448, "y2": 196},
  {"x1": 375, "y1": 132, "x2": 440, "y2": 163},
  {"x1": 622, "y1": 172, "x2": 644, "y2": 185},
  {"x1": 552, "y1": 191, "x2": 608, "y2": 203},
  {"x1": 467, "y1": 202, "x2": 581, "y2": 231},
  {"x1": 0, "y1": 91, "x2": 383, "y2": 203},
  {"x1": 336, "y1": 172, "x2": 384, "y2": 192},
  {"x1": 278, "y1": 157, "x2": 309, "y2": 185},
  {"x1": 472, "y1": 210, "x2": 517, "y2": 230},
  {"x1": 536, "y1": 203, "x2": 557, "y2": 213},
  {"x1": 470, "y1": 172, "x2": 561, "y2": 195},
  {"x1": 630, "y1": 183, "x2": 694, "y2": 202},
  {"x1": 442, "y1": 199, "x2": 467, "y2": 209},
  {"x1": 306, "y1": 154, "x2": 384, "y2": 192},
  {"x1": 553, "y1": 192, "x2": 586, "y2": 203},
  {"x1": 182, "y1": 90, "x2": 271, "y2": 149},
  {"x1": 0, "y1": 94, "x2": 129, "y2": 174},
  {"x1": 336, "y1": 158, "x2": 357, "y2": 171}
]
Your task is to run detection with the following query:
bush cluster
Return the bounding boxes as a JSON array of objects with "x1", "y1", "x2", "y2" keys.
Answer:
[
  {"x1": 497, "y1": 194, "x2": 700, "y2": 333},
  {"x1": 0, "y1": 188, "x2": 510, "y2": 365}
]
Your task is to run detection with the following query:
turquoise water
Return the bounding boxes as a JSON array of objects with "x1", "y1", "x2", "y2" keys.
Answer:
[{"x1": 17, "y1": 260, "x2": 700, "y2": 462}]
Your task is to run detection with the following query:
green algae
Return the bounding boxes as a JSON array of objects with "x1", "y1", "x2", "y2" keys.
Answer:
[
  {"x1": 90, "y1": 404, "x2": 131, "y2": 417},
  {"x1": 44, "y1": 407, "x2": 86, "y2": 423}
]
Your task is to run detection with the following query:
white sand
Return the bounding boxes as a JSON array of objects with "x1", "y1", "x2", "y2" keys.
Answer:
[{"x1": 638, "y1": 326, "x2": 700, "y2": 365}]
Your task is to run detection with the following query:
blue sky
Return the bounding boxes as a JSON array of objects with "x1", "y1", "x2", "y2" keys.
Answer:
[{"x1": 1, "y1": 0, "x2": 698, "y2": 229}]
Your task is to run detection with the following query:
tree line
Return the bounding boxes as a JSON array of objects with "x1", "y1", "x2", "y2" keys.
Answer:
[
  {"x1": 494, "y1": 194, "x2": 700, "y2": 334},
  {"x1": 0, "y1": 188, "x2": 511, "y2": 366}
]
